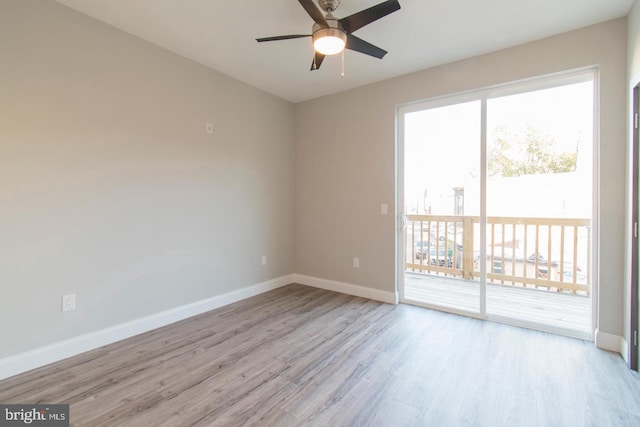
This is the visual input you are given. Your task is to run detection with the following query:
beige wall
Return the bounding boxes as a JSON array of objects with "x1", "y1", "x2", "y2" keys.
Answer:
[
  {"x1": 629, "y1": 1, "x2": 640, "y2": 79},
  {"x1": 295, "y1": 18, "x2": 628, "y2": 337},
  {"x1": 0, "y1": 0, "x2": 295, "y2": 358}
]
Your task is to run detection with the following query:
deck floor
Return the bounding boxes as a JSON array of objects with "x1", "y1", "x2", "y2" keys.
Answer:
[{"x1": 404, "y1": 272, "x2": 591, "y2": 335}]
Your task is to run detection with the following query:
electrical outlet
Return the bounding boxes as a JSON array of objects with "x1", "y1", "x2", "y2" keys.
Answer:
[
  {"x1": 62, "y1": 294, "x2": 76, "y2": 312},
  {"x1": 381, "y1": 203, "x2": 388, "y2": 215},
  {"x1": 261, "y1": 255, "x2": 267, "y2": 266},
  {"x1": 353, "y1": 257, "x2": 360, "y2": 268}
]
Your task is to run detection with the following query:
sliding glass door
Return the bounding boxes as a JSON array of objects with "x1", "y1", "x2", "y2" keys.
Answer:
[
  {"x1": 402, "y1": 100, "x2": 481, "y2": 314},
  {"x1": 398, "y1": 70, "x2": 596, "y2": 338},
  {"x1": 485, "y1": 79, "x2": 594, "y2": 334}
]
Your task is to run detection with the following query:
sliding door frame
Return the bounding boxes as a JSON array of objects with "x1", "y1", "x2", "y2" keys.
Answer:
[
  {"x1": 630, "y1": 84, "x2": 639, "y2": 370},
  {"x1": 396, "y1": 66, "x2": 599, "y2": 339}
]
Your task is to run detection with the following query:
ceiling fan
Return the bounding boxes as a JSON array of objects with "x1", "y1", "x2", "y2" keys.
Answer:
[{"x1": 256, "y1": 0, "x2": 401, "y2": 71}]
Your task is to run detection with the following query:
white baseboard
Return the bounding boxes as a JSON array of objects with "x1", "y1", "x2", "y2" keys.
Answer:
[
  {"x1": 620, "y1": 337, "x2": 629, "y2": 364},
  {"x1": 0, "y1": 275, "x2": 293, "y2": 381},
  {"x1": 293, "y1": 274, "x2": 398, "y2": 304},
  {"x1": 594, "y1": 328, "x2": 623, "y2": 354}
]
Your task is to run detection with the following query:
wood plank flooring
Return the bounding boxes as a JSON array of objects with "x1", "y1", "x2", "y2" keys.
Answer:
[{"x1": 1, "y1": 283, "x2": 639, "y2": 426}]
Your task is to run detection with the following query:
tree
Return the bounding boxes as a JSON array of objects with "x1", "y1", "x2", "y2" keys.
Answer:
[{"x1": 488, "y1": 125, "x2": 578, "y2": 177}]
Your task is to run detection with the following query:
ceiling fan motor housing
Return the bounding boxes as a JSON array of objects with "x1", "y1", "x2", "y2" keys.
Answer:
[
  {"x1": 318, "y1": 0, "x2": 341, "y2": 12},
  {"x1": 312, "y1": 17, "x2": 345, "y2": 35}
]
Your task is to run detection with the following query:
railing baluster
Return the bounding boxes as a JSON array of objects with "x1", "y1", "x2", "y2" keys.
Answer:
[
  {"x1": 523, "y1": 224, "x2": 528, "y2": 288},
  {"x1": 573, "y1": 225, "x2": 578, "y2": 291},
  {"x1": 559, "y1": 226, "x2": 565, "y2": 284},
  {"x1": 501, "y1": 223, "x2": 505, "y2": 285},
  {"x1": 512, "y1": 223, "x2": 516, "y2": 285},
  {"x1": 405, "y1": 216, "x2": 408, "y2": 273},
  {"x1": 427, "y1": 219, "x2": 432, "y2": 273},
  {"x1": 420, "y1": 219, "x2": 424, "y2": 267},
  {"x1": 548, "y1": 224, "x2": 554, "y2": 291},
  {"x1": 490, "y1": 222, "x2": 495, "y2": 284},
  {"x1": 463, "y1": 217, "x2": 473, "y2": 280},
  {"x1": 444, "y1": 220, "x2": 449, "y2": 277},
  {"x1": 453, "y1": 221, "x2": 458, "y2": 275},
  {"x1": 411, "y1": 220, "x2": 416, "y2": 272},
  {"x1": 586, "y1": 226, "x2": 591, "y2": 293},
  {"x1": 534, "y1": 224, "x2": 540, "y2": 289}
]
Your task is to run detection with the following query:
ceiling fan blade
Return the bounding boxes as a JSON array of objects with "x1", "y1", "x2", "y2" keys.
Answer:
[
  {"x1": 256, "y1": 34, "x2": 311, "y2": 42},
  {"x1": 346, "y1": 34, "x2": 387, "y2": 59},
  {"x1": 339, "y1": 0, "x2": 401, "y2": 34},
  {"x1": 310, "y1": 52, "x2": 326, "y2": 71},
  {"x1": 298, "y1": 0, "x2": 328, "y2": 27}
]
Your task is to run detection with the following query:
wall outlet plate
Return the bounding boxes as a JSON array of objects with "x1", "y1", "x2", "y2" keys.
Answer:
[{"x1": 62, "y1": 294, "x2": 76, "y2": 312}]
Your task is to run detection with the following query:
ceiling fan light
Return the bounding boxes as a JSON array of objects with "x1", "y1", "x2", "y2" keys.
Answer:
[
  {"x1": 313, "y1": 27, "x2": 346, "y2": 55},
  {"x1": 314, "y1": 36, "x2": 345, "y2": 55}
]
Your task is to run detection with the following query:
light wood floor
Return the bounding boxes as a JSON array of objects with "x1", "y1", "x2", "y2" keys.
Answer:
[{"x1": 1, "y1": 284, "x2": 639, "y2": 426}]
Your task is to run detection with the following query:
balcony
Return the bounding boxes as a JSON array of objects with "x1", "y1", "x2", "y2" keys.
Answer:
[{"x1": 404, "y1": 214, "x2": 591, "y2": 335}]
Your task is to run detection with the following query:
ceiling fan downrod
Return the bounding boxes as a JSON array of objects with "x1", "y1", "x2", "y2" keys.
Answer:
[{"x1": 318, "y1": 0, "x2": 340, "y2": 13}]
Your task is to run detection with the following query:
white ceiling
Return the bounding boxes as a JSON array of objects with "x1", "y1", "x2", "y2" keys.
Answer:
[{"x1": 54, "y1": 0, "x2": 633, "y2": 103}]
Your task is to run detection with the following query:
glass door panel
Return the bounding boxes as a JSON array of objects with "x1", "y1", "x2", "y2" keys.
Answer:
[
  {"x1": 485, "y1": 79, "x2": 594, "y2": 335},
  {"x1": 403, "y1": 101, "x2": 481, "y2": 314}
]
